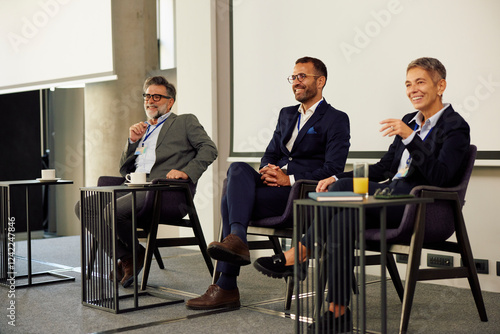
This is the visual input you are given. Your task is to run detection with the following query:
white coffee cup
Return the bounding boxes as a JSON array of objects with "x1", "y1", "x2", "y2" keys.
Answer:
[
  {"x1": 41, "y1": 169, "x2": 56, "y2": 180},
  {"x1": 125, "y1": 172, "x2": 147, "y2": 184}
]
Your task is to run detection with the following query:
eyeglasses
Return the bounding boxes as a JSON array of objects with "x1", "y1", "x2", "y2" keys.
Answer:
[
  {"x1": 287, "y1": 73, "x2": 320, "y2": 84},
  {"x1": 142, "y1": 93, "x2": 172, "y2": 102},
  {"x1": 374, "y1": 187, "x2": 394, "y2": 196}
]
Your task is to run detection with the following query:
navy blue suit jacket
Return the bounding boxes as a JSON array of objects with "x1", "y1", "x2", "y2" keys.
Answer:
[
  {"x1": 260, "y1": 99, "x2": 350, "y2": 180},
  {"x1": 338, "y1": 105, "x2": 470, "y2": 189}
]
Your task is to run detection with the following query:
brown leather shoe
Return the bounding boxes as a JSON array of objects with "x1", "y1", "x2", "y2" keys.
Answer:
[
  {"x1": 120, "y1": 245, "x2": 146, "y2": 288},
  {"x1": 109, "y1": 259, "x2": 124, "y2": 281},
  {"x1": 186, "y1": 284, "x2": 240, "y2": 310},
  {"x1": 207, "y1": 234, "x2": 250, "y2": 266}
]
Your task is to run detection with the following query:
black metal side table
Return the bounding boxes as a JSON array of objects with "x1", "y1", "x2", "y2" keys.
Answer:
[
  {"x1": 0, "y1": 179, "x2": 75, "y2": 288},
  {"x1": 80, "y1": 184, "x2": 185, "y2": 313},
  {"x1": 293, "y1": 196, "x2": 433, "y2": 334}
]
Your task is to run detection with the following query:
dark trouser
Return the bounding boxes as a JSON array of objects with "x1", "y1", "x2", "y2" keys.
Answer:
[
  {"x1": 76, "y1": 192, "x2": 148, "y2": 259},
  {"x1": 302, "y1": 178, "x2": 412, "y2": 306},
  {"x1": 216, "y1": 162, "x2": 291, "y2": 276},
  {"x1": 113, "y1": 192, "x2": 149, "y2": 259}
]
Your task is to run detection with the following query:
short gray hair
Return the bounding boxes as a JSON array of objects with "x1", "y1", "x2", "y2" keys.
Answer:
[{"x1": 407, "y1": 57, "x2": 446, "y2": 83}]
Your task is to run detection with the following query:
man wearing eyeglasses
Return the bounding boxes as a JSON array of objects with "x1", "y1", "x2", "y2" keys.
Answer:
[
  {"x1": 186, "y1": 57, "x2": 350, "y2": 310},
  {"x1": 114, "y1": 76, "x2": 218, "y2": 287}
]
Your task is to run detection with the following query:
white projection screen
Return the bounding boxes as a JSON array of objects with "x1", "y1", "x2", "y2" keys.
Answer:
[
  {"x1": 0, "y1": 0, "x2": 114, "y2": 94},
  {"x1": 230, "y1": 0, "x2": 500, "y2": 164}
]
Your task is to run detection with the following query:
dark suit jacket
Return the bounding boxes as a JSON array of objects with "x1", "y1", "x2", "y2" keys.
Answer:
[
  {"x1": 337, "y1": 105, "x2": 470, "y2": 189},
  {"x1": 119, "y1": 113, "x2": 218, "y2": 183},
  {"x1": 260, "y1": 99, "x2": 350, "y2": 180}
]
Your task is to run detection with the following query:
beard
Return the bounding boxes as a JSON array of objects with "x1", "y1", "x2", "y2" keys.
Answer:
[
  {"x1": 145, "y1": 103, "x2": 168, "y2": 119},
  {"x1": 294, "y1": 83, "x2": 318, "y2": 104}
]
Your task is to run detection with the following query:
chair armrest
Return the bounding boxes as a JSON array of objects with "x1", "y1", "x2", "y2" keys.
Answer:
[
  {"x1": 410, "y1": 184, "x2": 464, "y2": 206},
  {"x1": 410, "y1": 184, "x2": 462, "y2": 195},
  {"x1": 152, "y1": 178, "x2": 195, "y2": 195},
  {"x1": 295, "y1": 179, "x2": 319, "y2": 199},
  {"x1": 97, "y1": 176, "x2": 126, "y2": 187},
  {"x1": 153, "y1": 178, "x2": 191, "y2": 185},
  {"x1": 137, "y1": 178, "x2": 197, "y2": 221}
]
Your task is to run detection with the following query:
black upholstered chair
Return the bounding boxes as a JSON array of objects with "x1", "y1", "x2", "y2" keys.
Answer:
[
  {"x1": 363, "y1": 145, "x2": 488, "y2": 333},
  {"x1": 97, "y1": 176, "x2": 213, "y2": 290},
  {"x1": 213, "y1": 178, "x2": 318, "y2": 310}
]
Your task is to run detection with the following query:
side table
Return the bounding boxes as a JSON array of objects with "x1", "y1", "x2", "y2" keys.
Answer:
[
  {"x1": 80, "y1": 184, "x2": 185, "y2": 313},
  {"x1": 0, "y1": 179, "x2": 75, "y2": 288},
  {"x1": 293, "y1": 196, "x2": 433, "y2": 334}
]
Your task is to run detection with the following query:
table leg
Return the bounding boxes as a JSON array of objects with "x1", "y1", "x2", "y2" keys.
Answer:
[
  {"x1": 380, "y1": 206, "x2": 387, "y2": 334},
  {"x1": 25, "y1": 187, "x2": 32, "y2": 285}
]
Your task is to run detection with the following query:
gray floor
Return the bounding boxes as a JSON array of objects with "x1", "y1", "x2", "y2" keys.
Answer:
[{"x1": 1, "y1": 236, "x2": 498, "y2": 334}]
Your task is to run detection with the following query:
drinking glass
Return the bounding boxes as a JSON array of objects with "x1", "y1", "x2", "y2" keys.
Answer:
[{"x1": 353, "y1": 162, "x2": 369, "y2": 197}]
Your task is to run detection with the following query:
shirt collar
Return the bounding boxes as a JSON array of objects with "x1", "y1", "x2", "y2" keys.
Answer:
[
  {"x1": 298, "y1": 98, "x2": 324, "y2": 115},
  {"x1": 410, "y1": 103, "x2": 450, "y2": 128}
]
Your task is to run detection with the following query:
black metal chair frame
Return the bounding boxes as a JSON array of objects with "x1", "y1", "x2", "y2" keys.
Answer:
[
  {"x1": 362, "y1": 188, "x2": 488, "y2": 333},
  {"x1": 94, "y1": 176, "x2": 213, "y2": 291},
  {"x1": 140, "y1": 179, "x2": 213, "y2": 290},
  {"x1": 212, "y1": 179, "x2": 318, "y2": 310},
  {"x1": 361, "y1": 145, "x2": 488, "y2": 333}
]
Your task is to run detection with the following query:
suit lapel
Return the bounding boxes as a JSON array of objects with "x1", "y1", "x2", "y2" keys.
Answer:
[
  {"x1": 291, "y1": 100, "x2": 327, "y2": 152},
  {"x1": 281, "y1": 111, "x2": 299, "y2": 151},
  {"x1": 155, "y1": 113, "x2": 177, "y2": 149},
  {"x1": 405, "y1": 107, "x2": 451, "y2": 175}
]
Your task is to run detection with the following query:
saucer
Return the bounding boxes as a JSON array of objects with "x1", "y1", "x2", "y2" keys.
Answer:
[
  {"x1": 36, "y1": 178, "x2": 61, "y2": 182},
  {"x1": 125, "y1": 181, "x2": 152, "y2": 187}
]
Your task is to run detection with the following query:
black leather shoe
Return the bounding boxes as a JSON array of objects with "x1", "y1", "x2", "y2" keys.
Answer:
[
  {"x1": 207, "y1": 234, "x2": 251, "y2": 266},
  {"x1": 253, "y1": 253, "x2": 308, "y2": 281},
  {"x1": 307, "y1": 308, "x2": 352, "y2": 334}
]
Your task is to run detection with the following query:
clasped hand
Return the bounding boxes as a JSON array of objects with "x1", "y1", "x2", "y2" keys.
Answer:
[{"x1": 259, "y1": 164, "x2": 290, "y2": 187}]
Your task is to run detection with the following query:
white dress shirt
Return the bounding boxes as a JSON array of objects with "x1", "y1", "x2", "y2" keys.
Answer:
[{"x1": 134, "y1": 112, "x2": 172, "y2": 173}]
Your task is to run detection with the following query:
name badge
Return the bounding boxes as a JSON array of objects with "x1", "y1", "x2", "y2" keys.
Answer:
[
  {"x1": 135, "y1": 146, "x2": 147, "y2": 155},
  {"x1": 395, "y1": 165, "x2": 409, "y2": 179},
  {"x1": 395, "y1": 156, "x2": 412, "y2": 179}
]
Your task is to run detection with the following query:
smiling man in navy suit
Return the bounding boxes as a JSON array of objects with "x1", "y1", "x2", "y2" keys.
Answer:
[{"x1": 186, "y1": 56, "x2": 351, "y2": 310}]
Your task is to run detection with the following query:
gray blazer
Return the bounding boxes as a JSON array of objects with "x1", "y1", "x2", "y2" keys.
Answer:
[{"x1": 119, "y1": 113, "x2": 218, "y2": 183}]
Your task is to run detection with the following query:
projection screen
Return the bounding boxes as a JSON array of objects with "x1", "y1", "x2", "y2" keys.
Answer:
[{"x1": 230, "y1": 0, "x2": 500, "y2": 164}]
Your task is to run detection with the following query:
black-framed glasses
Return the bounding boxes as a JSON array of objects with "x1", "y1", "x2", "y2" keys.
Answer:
[
  {"x1": 287, "y1": 73, "x2": 320, "y2": 84},
  {"x1": 142, "y1": 93, "x2": 172, "y2": 102}
]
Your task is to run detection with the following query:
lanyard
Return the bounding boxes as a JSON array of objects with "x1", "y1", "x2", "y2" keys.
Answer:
[
  {"x1": 298, "y1": 100, "x2": 323, "y2": 131},
  {"x1": 413, "y1": 122, "x2": 433, "y2": 141},
  {"x1": 142, "y1": 117, "x2": 167, "y2": 146}
]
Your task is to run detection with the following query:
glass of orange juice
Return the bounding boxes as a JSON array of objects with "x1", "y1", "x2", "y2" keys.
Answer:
[{"x1": 353, "y1": 162, "x2": 369, "y2": 197}]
